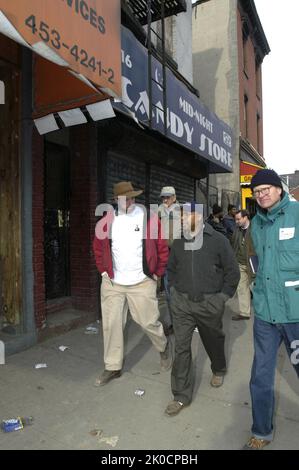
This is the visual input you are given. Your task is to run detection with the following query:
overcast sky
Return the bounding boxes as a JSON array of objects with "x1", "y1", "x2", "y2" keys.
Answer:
[
  {"x1": 192, "y1": 0, "x2": 298, "y2": 176},
  {"x1": 254, "y1": 0, "x2": 298, "y2": 175}
]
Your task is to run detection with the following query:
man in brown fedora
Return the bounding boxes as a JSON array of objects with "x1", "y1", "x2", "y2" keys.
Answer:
[{"x1": 93, "y1": 181, "x2": 172, "y2": 386}]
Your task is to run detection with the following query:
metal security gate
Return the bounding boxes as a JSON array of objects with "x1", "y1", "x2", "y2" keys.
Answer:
[
  {"x1": 106, "y1": 154, "x2": 196, "y2": 207},
  {"x1": 149, "y1": 165, "x2": 195, "y2": 205},
  {"x1": 106, "y1": 152, "x2": 146, "y2": 205}
]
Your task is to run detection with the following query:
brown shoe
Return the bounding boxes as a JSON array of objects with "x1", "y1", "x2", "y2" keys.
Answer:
[
  {"x1": 165, "y1": 400, "x2": 186, "y2": 417},
  {"x1": 242, "y1": 436, "x2": 271, "y2": 450},
  {"x1": 210, "y1": 374, "x2": 224, "y2": 387},
  {"x1": 94, "y1": 369, "x2": 121, "y2": 387}
]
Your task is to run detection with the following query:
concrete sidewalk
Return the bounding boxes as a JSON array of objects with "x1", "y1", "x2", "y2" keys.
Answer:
[{"x1": 0, "y1": 300, "x2": 298, "y2": 450}]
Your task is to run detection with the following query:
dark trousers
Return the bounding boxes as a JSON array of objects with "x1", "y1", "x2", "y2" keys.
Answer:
[
  {"x1": 250, "y1": 317, "x2": 299, "y2": 440},
  {"x1": 170, "y1": 287, "x2": 226, "y2": 405}
]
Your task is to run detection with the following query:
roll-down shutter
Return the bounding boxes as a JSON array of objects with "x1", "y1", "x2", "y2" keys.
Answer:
[
  {"x1": 106, "y1": 152, "x2": 146, "y2": 205},
  {"x1": 149, "y1": 165, "x2": 195, "y2": 205}
]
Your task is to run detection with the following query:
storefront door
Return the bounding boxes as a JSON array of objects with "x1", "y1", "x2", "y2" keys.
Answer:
[{"x1": 44, "y1": 143, "x2": 70, "y2": 299}]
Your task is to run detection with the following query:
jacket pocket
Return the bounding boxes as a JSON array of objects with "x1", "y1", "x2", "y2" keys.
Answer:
[
  {"x1": 284, "y1": 279, "x2": 299, "y2": 320},
  {"x1": 279, "y1": 240, "x2": 299, "y2": 271}
]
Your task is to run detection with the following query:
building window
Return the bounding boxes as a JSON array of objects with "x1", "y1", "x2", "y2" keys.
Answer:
[
  {"x1": 242, "y1": 22, "x2": 249, "y2": 77},
  {"x1": 255, "y1": 58, "x2": 262, "y2": 99},
  {"x1": 244, "y1": 94, "x2": 249, "y2": 138},
  {"x1": 257, "y1": 113, "x2": 261, "y2": 153}
]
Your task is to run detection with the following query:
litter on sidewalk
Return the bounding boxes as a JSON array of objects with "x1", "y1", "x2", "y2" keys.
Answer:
[
  {"x1": 34, "y1": 363, "x2": 47, "y2": 369},
  {"x1": 58, "y1": 346, "x2": 69, "y2": 352},
  {"x1": 1, "y1": 416, "x2": 34, "y2": 432},
  {"x1": 89, "y1": 429, "x2": 119, "y2": 447},
  {"x1": 84, "y1": 326, "x2": 99, "y2": 335},
  {"x1": 134, "y1": 388, "x2": 145, "y2": 397}
]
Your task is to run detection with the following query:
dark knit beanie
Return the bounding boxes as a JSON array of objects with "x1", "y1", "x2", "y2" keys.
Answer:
[
  {"x1": 212, "y1": 204, "x2": 223, "y2": 215},
  {"x1": 250, "y1": 169, "x2": 283, "y2": 190}
]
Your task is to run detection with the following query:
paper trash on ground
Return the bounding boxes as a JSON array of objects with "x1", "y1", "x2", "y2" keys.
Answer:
[{"x1": 85, "y1": 326, "x2": 99, "y2": 334}]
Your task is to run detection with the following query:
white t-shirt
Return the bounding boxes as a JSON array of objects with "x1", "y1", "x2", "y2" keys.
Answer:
[{"x1": 111, "y1": 205, "x2": 146, "y2": 285}]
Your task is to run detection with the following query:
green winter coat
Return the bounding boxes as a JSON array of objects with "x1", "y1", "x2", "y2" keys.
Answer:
[{"x1": 251, "y1": 192, "x2": 299, "y2": 323}]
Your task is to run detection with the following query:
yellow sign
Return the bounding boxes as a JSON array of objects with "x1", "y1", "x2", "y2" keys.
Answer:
[
  {"x1": 0, "y1": 0, "x2": 121, "y2": 97},
  {"x1": 241, "y1": 174, "x2": 253, "y2": 184}
]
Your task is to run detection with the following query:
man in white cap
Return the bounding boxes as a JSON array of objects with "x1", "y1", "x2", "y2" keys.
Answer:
[
  {"x1": 158, "y1": 186, "x2": 181, "y2": 335},
  {"x1": 93, "y1": 181, "x2": 172, "y2": 386}
]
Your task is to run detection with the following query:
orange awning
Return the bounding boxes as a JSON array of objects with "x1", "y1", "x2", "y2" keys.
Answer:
[
  {"x1": 33, "y1": 55, "x2": 107, "y2": 117},
  {"x1": 0, "y1": 0, "x2": 121, "y2": 132}
]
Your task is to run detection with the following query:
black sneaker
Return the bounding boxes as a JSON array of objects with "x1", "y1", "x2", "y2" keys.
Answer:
[{"x1": 94, "y1": 369, "x2": 121, "y2": 387}]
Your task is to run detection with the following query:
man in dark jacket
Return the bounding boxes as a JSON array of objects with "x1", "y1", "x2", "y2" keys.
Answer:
[
  {"x1": 231, "y1": 209, "x2": 255, "y2": 320},
  {"x1": 206, "y1": 203, "x2": 228, "y2": 238},
  {"x1": 223, "y1": 204, "x2": 237, "y2": 240},
  {"x1": 164, "y1": 202, "x2": 240, "y2": 416}
]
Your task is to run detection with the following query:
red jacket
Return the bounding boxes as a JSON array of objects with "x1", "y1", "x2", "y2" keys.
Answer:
[{"x1": 93, "y1": 208, "x2": 169, "y2": 279}]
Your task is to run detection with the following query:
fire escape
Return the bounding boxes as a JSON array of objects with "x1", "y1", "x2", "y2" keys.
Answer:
[{"x1": 122, "y1": 0, "x2": 187, "y2": 134}]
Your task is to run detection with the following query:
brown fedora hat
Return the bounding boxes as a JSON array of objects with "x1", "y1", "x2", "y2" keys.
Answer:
[{"x1": 113, "y1": 181, "x2": 143, "y2": 199}]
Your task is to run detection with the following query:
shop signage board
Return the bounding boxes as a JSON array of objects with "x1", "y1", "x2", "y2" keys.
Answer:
[
  {"x1": 0, "y1": 0, "x2": 121, "y2": 98},
  {"x1": 115, "y1": 27, "x2": 234, "y2": 172}
]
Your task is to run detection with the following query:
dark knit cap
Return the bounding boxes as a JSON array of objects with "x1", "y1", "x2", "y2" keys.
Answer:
[
  {"x1": 250, "y1": 169, "x2": 283, "y2": 190},
  {"x1": 212, "y1": 204, "x2": 223, "y2": 215}
]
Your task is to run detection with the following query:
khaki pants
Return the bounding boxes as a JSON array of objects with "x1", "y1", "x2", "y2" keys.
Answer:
[
  {"x1": 236, "y1": 264, "x2": 251, "y2": 317},
  {"x1": 101, "y1": 276, "x2": 167, "y2": 370}
]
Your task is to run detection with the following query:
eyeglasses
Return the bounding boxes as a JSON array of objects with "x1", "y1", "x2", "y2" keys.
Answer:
[{"x1": 252, "y1": 186, "x2": 273, "y2": 198}]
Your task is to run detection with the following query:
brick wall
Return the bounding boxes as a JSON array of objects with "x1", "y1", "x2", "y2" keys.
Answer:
[
  {"x1": 32, "y1": 128, "x2": 46, "y2": 329},
  {"x1": 70, "y1": 125, "x2": 99, "y2": 313},
  {"x1": 237, "y1": 8, "x2": 264, "y2": 154},
  {"x1": 32, "y1": 124, "x2": 99, "y2": 331}
]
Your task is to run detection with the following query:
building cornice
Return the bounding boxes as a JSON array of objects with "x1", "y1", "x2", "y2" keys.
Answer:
[
  {"x1": 240, "y1": 137, "x2": 266, "y2": 167},
  {"x1": 239, "y1": 0, "x2": 270, "y2": 60}
]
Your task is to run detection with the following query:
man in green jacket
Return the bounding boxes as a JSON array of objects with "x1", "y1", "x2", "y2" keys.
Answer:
[{"x1": 244, "y1": 169, "x2": 299, "y2": 450}]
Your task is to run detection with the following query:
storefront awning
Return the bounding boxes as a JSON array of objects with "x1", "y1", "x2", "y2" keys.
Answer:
[
  {"x1": 240, "y1": 160, "x2": 264, "y2": 185},
  {"x1": 0, "y1": 0, "x2": 121, "y2": 120}
]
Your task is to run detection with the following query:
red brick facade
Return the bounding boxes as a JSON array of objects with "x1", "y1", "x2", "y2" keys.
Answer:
[
  {"x1": 32, "y1": 128, "x2": 46, "y2": 329},
  {"x1": 32, "y1": 125, "x2": 99, "y2": 331},
  {"x1": 70, "y1": 126, "x2": 99, "y2": 312},
  {"x1": 237, "y1": 7, "x2": 264, "y2": 155}
]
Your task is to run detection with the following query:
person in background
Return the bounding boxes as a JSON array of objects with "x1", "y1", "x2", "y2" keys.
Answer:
[
  {"x1": 223, "y1": 204, "x2": 237, "y2": 240},
  {"x1": 93, "y1": 181, "x2": 172, "y2": 386},
  {"x1": 158, "y1": 186, "x2": 181, "y2": 335},
  {"x1": 231, "y1": 209, "x2": 255, "y2": 321},
  {"x1": 243, "y1": 169, "x2": 299, "y2": 450},
  {"x1": 164, "y1": 202, "x2": 240, "y2": 417},
  {"x1": 206, "y1": 203, "x2": 228, "y2": 238}
]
